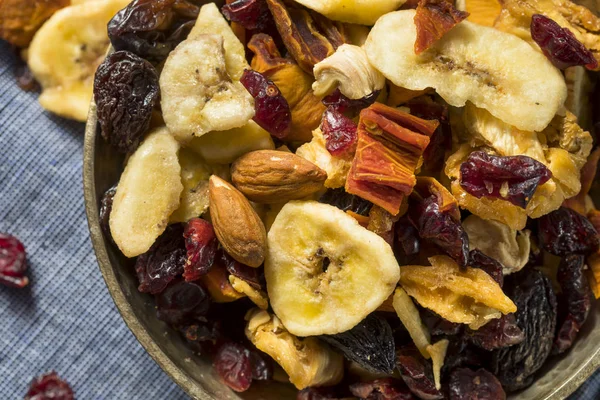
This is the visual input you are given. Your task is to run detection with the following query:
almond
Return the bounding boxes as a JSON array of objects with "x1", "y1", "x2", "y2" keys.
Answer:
[
  {"x1": 231, "y1": 150, "x2": 327, "y2": 204},
  {"x1": 209, "y1": 175, "x2": 267, "y2": 268}
]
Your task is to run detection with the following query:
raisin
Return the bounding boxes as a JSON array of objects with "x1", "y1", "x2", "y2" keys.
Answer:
[
  {"x1": 442, "y1": 338, "x2": 483, "y2": 376},
  {"x1": 323, "y1": 89, "x2": 379, "y2": 116},
  {"x1": 214, "y1": 342, "x2": 253, "y2": 392},
  {"x1": 460, "y1": 151, "x2": 552, "y2": 209},
  {"x1": 396, "y1": 346, "x2": 444, "y2": 400},
  {"x1": 155, "y1": 279, "x2": 210, "y2": 325},
  {"x1": 240, "y1": 69, "x2": 291, "y2": 139},
  {"x1": 25, "y1": 371, "x2": 74, "y2": 400},
  {"x1": 490, "y1": 269, "x2": 557, "y2": 392},
  {"x1": 0, "y1": 233, "x2": 28, "y2": 288},
  {"x1": 465, "y1": 314, "x2": 524, "y2": 351},
  {"x1": 98, "y1": 184, "x2": 117, "y2": 243},
  {"x1": 135, "y1": 224, "x2": 186, "y2": 294},
  {"x1": 420, "y1": 309, "x2": 462, "y2": 337},
  {"x1": 349, "y1": 378, "x2": 415, "y2": 400},
  {"x1": 321, "y1": 106, "x2": 358, "y2": 158},
  {"x1": 183, "y1": 218, "x2": 218, "y2": 282},
  {"x1": 469, "y1": 250, "x2": 504, "y2": 287},
  {"x1": 553, "y1": 254, "x2": 592, "y2": 354},
  {"x1": 94, "y1": 51, "x2": 159, "y2": 153},
  {"x1": 395, "y1": 216, "x2": 421, "y2": 258},
  {"x1": 538, "y1": 207, "x2": 600, "y2": 256},
  {"x1": 448, "y1": 368, "x2": 505, "y2": 400},
  {"x1": 249, "y1": 350, "x2": 273, "y2": 381},
  {"x1": 319, "y1": 188, "x2": 373, "y2": 216},
  {"x1": 179, "y1": 320, "x2": 221, "y2": 345},
  {"x1": 222, "y1": 0, "x2": 273, "y2": 31},
  {"x1": 530, "y1": 14, "x2": 598, "y2": 70},
  {"x1": 322, "y1": 314, "x2": 396, "y2": 374}
]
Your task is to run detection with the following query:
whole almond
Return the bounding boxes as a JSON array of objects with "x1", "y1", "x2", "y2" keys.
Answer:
[
  {"x1": 209, "y1": 175, "x2": 267, "y2": 268},
  {"x1": 231, "y1": 150, "x2": 327, "y2": 203}
]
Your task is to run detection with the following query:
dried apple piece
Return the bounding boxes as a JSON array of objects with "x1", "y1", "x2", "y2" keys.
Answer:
[
  {"x1": 426, "y1": 339, "x2": 449, "y2": 390},
  {"x1": 399, "y1": 256, "x2": 517, "y2": 329},
  {"x1": 393, "y1": 287, "x2": 432, "y2": 358},
  {"x1": 414, "y1": 0, "x2": 469, "y2": 54}
]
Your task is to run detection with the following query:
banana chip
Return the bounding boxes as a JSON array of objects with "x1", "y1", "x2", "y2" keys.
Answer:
[{"x1": 291, "y1": 0, "x2": 406, "y2": 25}]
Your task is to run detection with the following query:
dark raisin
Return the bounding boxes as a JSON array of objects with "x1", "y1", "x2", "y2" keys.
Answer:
[
  {"x1": 249, "y1": 350, "x2": 273, "y2": 381},
  {"x1": 319, "y1": 188, "x2": 373, "y2": 216},
  {"x1": 222, "y1": 0, "x2": 273, "y2": 31},
  {"x1": 108, "y1": 0, "x2": 200, "y2": 64},
  {"x1": 442, "y1": 337, "x2": 483, "y2": 376},
  {"x1": 94, "y1": 51, "x2": 160, "y2": 153},
  {"x1": 490, "y1": 269, "x2": 557, "y2": 392},
  {"x1": 297, "y1": 387, "x2": 342, "y2": 400},
  {"x1": 553, "y1": 254, "x2": 592, "y2": 354},
  {"x1": 321, "y1": 314, "x2": 395, "y2": 374},
  {"x1": 240, "y1": 69, "x2": 291, "y2": 139},
  {"x1": 15, "y1": 62, "x2": 40, "y2": 92},
  {"x1": 349, "y1": 378, "x2": 415, "y2": 400},
  {"x1": 465, "y1": 314, "x2": 524, "y2": 351},
  {"x1": 214, "y1": 342, "x2": 253, "y2": 392},
  {"x1": 420, "y1": 309, "x2": 462, "y2": 337},
  {"x1": 448, "y1": 368, "x2": 505, "y2": 400},
  {"x1": 323, "y1": 89, "x2": 379, "y2": 116},
  {"x1": 99, "y1": 184, "x2": 117, "y2": 243},
  {"x1": 460, "y1": 151, "x2": 552, "y2": 209},
  {"x1": 179, "y1": 320, "x2": 221, "y2": 345},
  {"x1": 0, "y1": 233, "x2": 28, "y2": 288},
  {"x1": 538, "y1": 207, "x2": 600, "y2": 256},
  {"x1": 183, "y1": 218, "x2": 218, "y2": 282},
  {"x1": 395, "y1": 216, "x2": 421, "y2": 258},
  {"x1": 396, "y1": 346, "x2": 444, "y2": 400},
  {"x1": 530, "y1": 14, "x2": 598, "y2": 70},
  {"x1": 25, "y1": 371, "x2": 74, "y2": 400},
  {"x1": 135, "y1": 224, "x2": 186, "y2": 294},
  {"x1": 469, "y1": 250, "x2": 504, "y2": 287},
  {"x1": 155, "y1": 279, "x2": 210, "y2": 325},
  {"x1": 321, "y1": 105, "x2": 358, "y2": 157}
]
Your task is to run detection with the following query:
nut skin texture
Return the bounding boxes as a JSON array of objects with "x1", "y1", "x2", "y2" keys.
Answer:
[
  {"x1": 209, "y1": 175, "x2": 267, "y2": 268},
  {"x1": 231, "y1": 150, "x2": 327, "y2": 204}
]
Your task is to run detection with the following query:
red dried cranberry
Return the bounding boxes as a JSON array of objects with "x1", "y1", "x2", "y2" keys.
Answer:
[
  {"x1": 553, "y1": 254, "x2": 592, "y2": 354},
  {"x1": 99, "y1": 184, "x2": 117, "y2": 244},
  {"x1": 466, "y1": 314, "x2": 524, "y2": 351},
  {"x1": 538, "y1": 207, "x2": 600, "y2": 256},
  {"x1": 448, "y1": 368, "x2": 505, "y2": 400},
  {"x1": 214, "y1": 342, "x2": 253, "y2": 392},
  {"x1": 25, "y1": 371, "x2": 74, "y2": 400},
  {"x1": 155, "y1": 279, "x2": 210, "y2": 325},
  {"x1": 297, "y1": 387, "x2": 342, "y2": 400},
  {"x1": 396, "y1": 346, "x2": 444, "y2": 400},
  {"x1": 469, "y1": 250, "x2": 504, "y2": 287},
  {"x1": 222, "y1": 0, "x2": 273, "y2": 31},
  {"x1": 183, "y1": 218, "x2": 218, "y2": 282},
  {"x1": 349, "y1": 378, "x2": 415, "y2": 400},
  {"x1": 460, "y1": 151, "x2": 552, "y2": 208},
  {"x1": 135, "y1": 224, "x2": 186, "y2": 294},
  {"x1": 530, "y1": 14, "x2": 598, "y2": 70},
  {"x1": 321, "y1": 106, "x2": 358, "y2": 158},
  {"x1": 240, "y1": 69, "x2": 291, "y2": 139},
  {"x1": 0, "y1": 233, "x2": 28, "y2": 288},
  {"x1": 217, "y1": 249, "x2": 263, "y2": 290},
  {"x1": 323, "y1": 89, "x2": 379, "y2": 116}
]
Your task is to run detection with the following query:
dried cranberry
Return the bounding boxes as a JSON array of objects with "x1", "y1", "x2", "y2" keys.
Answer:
[
  {"x1": 420, "y1": 309, "x2": 462, "y2": 337},
  {"x1": 25, "y1": 371, "x2": 74, "y2": 400},
  {"x1": 249, "y1": 350, "x2": 273, "y2": 381},
  {"x1": 297, "y1": 387, "x2": 342, "y2": 400},
  {"x1": 553, "y1": 254, "x2": 592, "y2": 354},
  {"x1": 99, "y1": 184, "x2": 117, "y2": 243},
  {"x1": 108, "y1": 0, "x2": 200, "y2": 63},
  {"x1": 94, "y1": 51, "x2": 160, "y2": 153},
  {"x1": 538, "y1": 207, "x2": 600, "y2": 256},
  {"x1": 460, "y1": 151, "x2": 552, "y2": 208},
  {"x1": 183, "y1": 219, "x2": 218, "y2": 282},
  {"x1": 349, "y1": 378, "x2": 415, "y2": 400},
  {"x1": 155, "y1": 279, "x2": 210, "y2": 325},
  {"x1": 222, "y1": 0, "x2": 273, "y2": 31},
  {"x1": 530, "y1": 14, "x2": 598, "y2": 70},
  {"x1": 469, "y1": 250, "x2": 504, "y2": 287},
  {"x1": 448, "y1": 368, "x2": 505, "y2": 400},
  {"x1": 214, "y1": 342, "x2": 253, "y2": 392},
  {"x1": 215, "y1": 248, "x2": 264, "y2": 290},
  {"x1": 0, "y1": 233, "x2": 28, "y2": 288},
  {"x1": 323, "y1": 89, "x2": 379, "y2": 116},
  {"x1": 466, "y1": 314, "x2": 524, "y2": 351},
  {"x1": 396, "y1": 346, "x2": 444, "y2": 400},
  {"x1": 321, "y1": 106, "x2": 358, "y2": 158},
  {"x1": 135, "y1": 224, "x2": 186, "y2": 294},
  {"x1": 319, "y1": 188, "x2": 373, "y2": 216},
  {"x1": 240, "y1": 69, "x2": 291, "y2": 139}
]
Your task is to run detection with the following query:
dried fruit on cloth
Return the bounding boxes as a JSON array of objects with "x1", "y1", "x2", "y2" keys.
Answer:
[
  {"x1": 399, "y1": 256, "x2": 517, "y2": 329},
  {"x1": 0, "y1": 0, "x2": 68, "y2": 47},
  {"x1": 25, "y1": 371, "x2": 74, "y2": 400},
  {"x1": 345, "y1": 103, "x2": 439, "y2": 215},
  {"x1": 414, "y1": 0, "x2": 469, "y2": 54},
  {"x1": 0, "y1": 234, "x2": 29, "y2": 289},
  {"x1": 408, "y1": 176, "x2": 469, "y2": 268},
  {"x1": 245, "y1": 309, "x2": 344, "y2": 390}
]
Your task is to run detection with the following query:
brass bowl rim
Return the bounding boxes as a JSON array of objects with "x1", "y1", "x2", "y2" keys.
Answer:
[{"x1": 83, "y1": 104, "x2": 600, "y2": 400}]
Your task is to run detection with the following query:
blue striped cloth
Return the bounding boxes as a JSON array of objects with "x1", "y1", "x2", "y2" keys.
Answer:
[{"x1": 0, "y1": 41, "x2": 597, "y2": 399}]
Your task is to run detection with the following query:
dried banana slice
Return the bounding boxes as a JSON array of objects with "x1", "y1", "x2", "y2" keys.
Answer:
[
  {"x1": 160, "y1": 34, "x2": 255, "y2": 143},
  {"x1": 365, "y1": 10, "x2": 567, "y2": 132},
  {"x1": 27, "y1": 0, "x2": 131, "y2": 121},
  {"x1": 110, "y1": 128, "x2": 183, "y2": 258},
  {"x1": 291, "y1": 0, "x2": 406, "y2": 25},
  {"x1": 266, "y1": 201, "x2": 400, "y2": 336}
]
